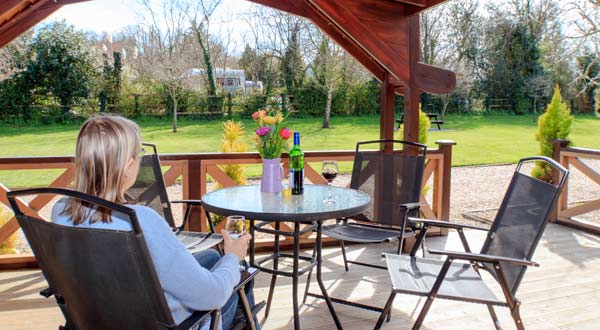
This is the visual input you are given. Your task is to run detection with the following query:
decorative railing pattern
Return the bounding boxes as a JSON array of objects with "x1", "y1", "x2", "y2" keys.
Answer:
[
  {"x1": 0, "y1": 141, "x2": 455, "y2": 268},
  {"x1": 553, "y1": 140, "x2": 600, "y2": 235}
]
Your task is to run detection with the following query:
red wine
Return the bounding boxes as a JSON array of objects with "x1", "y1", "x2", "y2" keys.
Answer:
[{"x1": 322, "y1": 171, "x2": 337, "y2": 183}]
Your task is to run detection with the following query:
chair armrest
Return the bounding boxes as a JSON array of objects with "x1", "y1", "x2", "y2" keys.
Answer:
[
  {"x1": 427, "y1": 249, "x2": 539, "y2": 267},
  {"x1": 175, "y1": 310, "x2": 218, "y2": 330},
  {"x1": 171, "y1": 199, "x2": 203, "y2": 206},
  {"x1": 234, "y1": 267, "x2": 260, "y2": 291},
  {"x1": 408, "y1": 217, "x2": 489, "y2": 231},
  {"x1": 399, "y1": 202, "x2": 421, "y2": 210}
]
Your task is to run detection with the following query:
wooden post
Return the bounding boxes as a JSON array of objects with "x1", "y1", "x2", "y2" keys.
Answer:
[
  {"x1": 552, "y1": 139, "x2": 569, "y2": 222},
  {"x1": 436, "y1": 140, "x2": 455, "y2": 235},
  {"x1": 403, "y1": 15, "x2": 420, "y2": 147},
  {"x1": 186, "y1": 159, "x2": 204, "y2": 232},
  {"x1": 380, "y1": 72, "x2": 395, "y2": 152}
]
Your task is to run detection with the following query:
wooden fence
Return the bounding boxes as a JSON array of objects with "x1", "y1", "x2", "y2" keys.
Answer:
[
  {"x1": 553, "y1": 140, "x2": 600, "y2": 235},
  {"x1": 0, "y1": 141, "x2": 455, "y2": 269}
]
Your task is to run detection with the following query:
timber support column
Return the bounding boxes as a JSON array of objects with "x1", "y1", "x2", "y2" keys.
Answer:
[
  {"x1": 403, "y1": 15, "x2": 420, "y2": 148},
  {"x1": 380, "y1": 72, "x2": 395, "y2": 153}
]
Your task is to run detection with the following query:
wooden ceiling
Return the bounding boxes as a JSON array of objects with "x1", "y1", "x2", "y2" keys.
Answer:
[{"x1": 247, "y1": 0, "x2": 455, "y2": 95}]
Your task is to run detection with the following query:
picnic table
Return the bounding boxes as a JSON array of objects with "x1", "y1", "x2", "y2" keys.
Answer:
[{"x1": 395, "y1": 112, "x2": 444, "y2": 130}]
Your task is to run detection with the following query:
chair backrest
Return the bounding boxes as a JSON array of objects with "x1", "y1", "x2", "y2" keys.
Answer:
[
  {"x1": 7, "y1": 188, "x2": 177, "y2": 330},
  {"x1": 480, "y1": 157, "x2": 568, "y2": 296},
  {"x1": 126, "y1": 143, "x2": 176, "y2": 228},
  {"x1": 349, "y1": 140, "x2": 427, "y2": 226}
]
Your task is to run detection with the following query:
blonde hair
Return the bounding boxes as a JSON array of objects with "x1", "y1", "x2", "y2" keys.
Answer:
[{"x1": 65, "y1": 115, "x2": 142, "y2": 224}]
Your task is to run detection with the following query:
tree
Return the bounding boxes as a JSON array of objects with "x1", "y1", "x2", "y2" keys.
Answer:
[
  {"x1": 527, "y1": 74, "x2": 552, "y2": 122},
  {"x1": 478, "y1": 19, "x2": 545, "y2": 115},
  {"x1": 190, "y1": 0, "x2": 222, "y2": 101},
  {"x1": 98, "y1": 51, "x2": 123, "y2": 112},
  {"x1": 132, "y1": 0, "x2": 198, "y2": 133},
  {"x1": 26, "y1": 21, "x2": 95, "y2": 115},
  {"x1": 532, "y1": 86, "x2": 573, "y2": 182},
  {"x1": 310, "y1": 33, "x2": 348, "y2": 128}
]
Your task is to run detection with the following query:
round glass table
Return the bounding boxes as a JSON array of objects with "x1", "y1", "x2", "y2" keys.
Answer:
[{"x1": 202, "y1": 184, "x2": 371, "y2": 330}]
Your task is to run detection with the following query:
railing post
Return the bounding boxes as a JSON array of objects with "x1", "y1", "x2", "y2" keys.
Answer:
[
  {"x1": 552, "y1": 139, "x2": 569, "y2": 222},
  {"x1": 186, "y1": 159, "x2": 204, "y2": 232},
  {"x1": 436, "y1": 140, "x2": 455, "y2": 235}
]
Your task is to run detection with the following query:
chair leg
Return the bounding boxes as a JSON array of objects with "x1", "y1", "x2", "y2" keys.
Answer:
[
  {"x1": 511, "y1": 301, "x2": 525, "y2": 330},
  {"x1": 238, "y1": 288, "x2": 257, "y2": 330},
  {"x1": 264, "y1": 275, "x2": 277, "y2": 318},
  {"x1": 487, "y1": 305, "x2": 502, "y2": 330},
  {"x1": 374, "y1": 292, "x2": 396, "y2": 330},
  {"x1": 340, "y1": 240, "x2": 349, "y2": 272},
  {"x1": 412, "y1": 296, "x2": 436, "y2": 330},
  {"x1": 302, "y1": 247, "x2": 317, "y2": 304}
]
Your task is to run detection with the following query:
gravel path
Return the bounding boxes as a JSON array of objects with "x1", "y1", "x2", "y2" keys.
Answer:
[{"x1": 9, "y1": 160, "x2": 600, "y2": 254}]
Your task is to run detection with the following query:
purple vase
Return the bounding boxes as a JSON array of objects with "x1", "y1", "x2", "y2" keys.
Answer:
[{"x1": 260, "y1": 158, "x2": 283, "y2": 193}]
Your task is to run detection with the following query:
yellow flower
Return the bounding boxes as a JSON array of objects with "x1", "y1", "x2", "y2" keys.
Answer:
[
  {"x1": 275, "y1": 112, "x2": 284, "y2": 123},
  {"x1": 263, "y1": 116, "x2": 277, "y2": 125}
]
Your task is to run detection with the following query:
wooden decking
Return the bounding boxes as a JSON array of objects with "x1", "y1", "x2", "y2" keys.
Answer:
[{"x1": 2, "y1": 223, "x2": 600, "y2": 329}]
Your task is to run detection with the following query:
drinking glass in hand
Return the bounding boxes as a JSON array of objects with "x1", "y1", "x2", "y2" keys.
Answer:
[
  {"x1": 226, "y1": 215, "x2": 246, "y2": 239},
  {"x1": 322, "y1": 160, "x2": 338, "y2": 204}
]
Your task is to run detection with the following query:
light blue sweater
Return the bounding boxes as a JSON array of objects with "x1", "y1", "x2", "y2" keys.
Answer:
[{"x1": 51, "y1": 199, "x2": 240, "y2": 330}]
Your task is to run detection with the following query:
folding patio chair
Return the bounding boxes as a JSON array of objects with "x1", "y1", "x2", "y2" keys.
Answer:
[
  {"x1": 127, "y1": 143, "x2": 222, "y2": 254},
  {"x1": 8, "y1": 188, "x2": 261, "y2": 330},
  {"x1": 8, "y1": 187, "x2": 220, "y2": 330},
  {"x1": 322, "y1": 139, "x2": 427, "y2": 271},
  {"x1": 374, "y1": 156, "x2": 568, "y2": 330}
]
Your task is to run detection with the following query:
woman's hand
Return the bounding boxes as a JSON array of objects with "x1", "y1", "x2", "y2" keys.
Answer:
[{"x1": 222, "y1": 230, "x2": 250, "y2": 262}]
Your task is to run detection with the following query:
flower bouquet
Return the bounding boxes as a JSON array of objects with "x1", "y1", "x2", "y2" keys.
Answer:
[{"x1": 252, "y1": 109, "x2": 291, "y2": 192}]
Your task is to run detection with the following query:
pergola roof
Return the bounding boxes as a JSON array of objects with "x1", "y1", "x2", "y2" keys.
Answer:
[
  {"x1": 248, "y1": 0, "x2": 455, "y2": 95},
  {"x1": 0, "y1": 1, "x2": 90, "y2": 48}
]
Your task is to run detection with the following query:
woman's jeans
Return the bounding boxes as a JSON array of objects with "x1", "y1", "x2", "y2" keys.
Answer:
[{"x1": 193, "y1": 249, "x2": 259, "y2": 330}]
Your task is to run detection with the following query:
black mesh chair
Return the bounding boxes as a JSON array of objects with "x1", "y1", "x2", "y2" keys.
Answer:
[
  {"x1": 322, "y1": 140, "x2": 427, "y2": 271},
  {"x1": 7, "y1": 187, "x2": 219, "y2": 330},
  {"x1": 374, "y1": 157, "x2": 569, "y2": 330},
  {"x1": 127, "y1": 143, "x2": 222, "y2": 254}
]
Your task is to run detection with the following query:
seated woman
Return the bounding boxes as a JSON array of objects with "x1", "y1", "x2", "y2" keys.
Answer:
[{"x1": 51, "y1": 115, "x2": 256, "y2": 330}]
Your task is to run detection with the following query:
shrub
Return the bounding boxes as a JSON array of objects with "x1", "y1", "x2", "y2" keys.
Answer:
[
  {"x1": 0, "y1": 209, "x2": 17, "y2": 254},
  {"x1": 532, "y1": 86, "x2": 573, "y2": 182},
  {"x1": 396, "y1": 105, "x2": 431, "y2": 144},
  {"x1": 218, "y1": 120, "x2": 248, "y2": 185}
]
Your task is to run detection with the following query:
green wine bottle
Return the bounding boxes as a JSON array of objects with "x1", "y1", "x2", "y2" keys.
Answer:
[{"x1": 289, "y1": 132, "x2": 304, "y2": 195}]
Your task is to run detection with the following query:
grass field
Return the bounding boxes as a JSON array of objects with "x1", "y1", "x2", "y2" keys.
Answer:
[{"x1": 0, "y1": 114, "x2": 598, "y2": 187}]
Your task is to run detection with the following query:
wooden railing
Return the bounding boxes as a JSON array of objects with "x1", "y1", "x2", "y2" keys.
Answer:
[
  {"x1": 553, "y1": 140, "x2": 600, "y2": 235},
  {"x1": 0, "y1": 140, "x2": 455, "y2": 268}
]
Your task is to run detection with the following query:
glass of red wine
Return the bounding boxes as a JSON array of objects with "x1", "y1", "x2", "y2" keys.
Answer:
[{"x1": 322, "y1": 160, "x2": 338, "y2": 204}]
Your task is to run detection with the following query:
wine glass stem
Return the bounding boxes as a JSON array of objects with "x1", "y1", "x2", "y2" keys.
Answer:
[{"x1": 328, "y1": 182, "x2": 332, "y2": 200}]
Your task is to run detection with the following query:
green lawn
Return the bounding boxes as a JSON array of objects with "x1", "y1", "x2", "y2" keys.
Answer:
[{"x1": 0, "y1": 114, "x2": 598, "y2": 187}]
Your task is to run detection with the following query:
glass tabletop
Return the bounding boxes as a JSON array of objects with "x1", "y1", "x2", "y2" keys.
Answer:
[{"x1": 201, "y1": 184, "x2": 371, "y2": 222}]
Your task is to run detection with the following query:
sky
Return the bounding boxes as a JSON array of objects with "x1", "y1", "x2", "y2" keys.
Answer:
[{"x1": 45, "y1": 0, "x2": 254, "y2": 41}]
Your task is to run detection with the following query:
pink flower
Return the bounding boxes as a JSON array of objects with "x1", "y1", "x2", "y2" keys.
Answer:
[
  {"x1": 251, "y1": 110, "x2": 266, "y2": 120},
  {"x1": 256, "y1": 126, "x2": 271, "y2": 136},
  {"x1": 279, "y1": 127, "x2": 292, "y2": 140}
]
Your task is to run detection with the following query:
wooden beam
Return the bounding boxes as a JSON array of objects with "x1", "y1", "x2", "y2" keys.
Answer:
[
  {"x1": 0, "y1": 2, "x2": 58, "y2": 48},
  {"x1": 308, "y1": 0, "x2": 411, "y2": 84},
  {"x1": 244, "y1": 0, "x2": 308, "y2": 18},
  {"x1": 415, "y1": 63, "x2": 456, "y2": 94},
  {"x1": 0, "y1": 0, "x2": 26, "y2": 17},
  {"x1": 380, "y1": 72, "x2": 395, "y2": 152},
  {"x1": 403, "y1": 15, "x2": 420, "y2": 144}
]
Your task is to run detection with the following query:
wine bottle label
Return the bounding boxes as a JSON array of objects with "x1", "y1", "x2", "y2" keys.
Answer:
[{"x1": 289, "y1": 169, "x2": 295, "y2": 187}]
